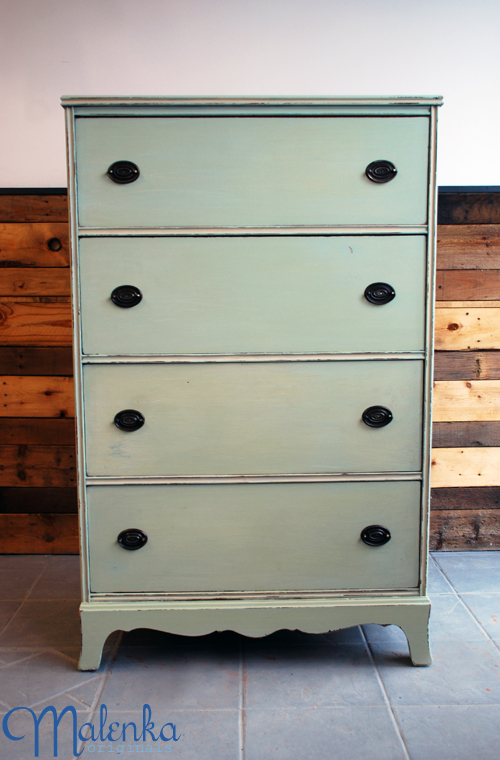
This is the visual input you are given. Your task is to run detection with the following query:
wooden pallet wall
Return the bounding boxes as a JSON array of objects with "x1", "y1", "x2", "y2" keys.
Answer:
[{"x1": 1, "y1": 191, "x2": 499, "y2": 552}]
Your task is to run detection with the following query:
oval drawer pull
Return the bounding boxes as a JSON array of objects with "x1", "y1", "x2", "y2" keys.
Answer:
[
  {"x1": 362, "y1": 406, "x2": 393, "y2": 427},
  {"x1": 365, "y1": 160, "x2": 397, "y2": 183},
  {"x1": 114, "y1": 409, "x2": 145, "y2": 432},
  {"x1": 107, "y1": 160, "x2": 140, "y2": 184},
  {"x1": 118, "y1": 528, "x2": 148, "y2": 550},
  {"x1": 364, "y1": 282, "x2": 395, "y2": 305},
  {"x1": 361, "y1": 525, "x2": 391, "y2": 546},
  {"x1": 111, "y1": 285, "x2": 143, "y2": 308}
]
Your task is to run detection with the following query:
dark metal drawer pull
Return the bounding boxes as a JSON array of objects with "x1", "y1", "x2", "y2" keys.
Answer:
[
  {"x1": 361, "y1": 525, "x2": 391, "y2": 546},
  {"x1": 114, "y1": 409, "x2": 145, "y2": 432},
  {"x1": 364, "y1": 282, "x2": 395, "y2": 305},
  {"x1": 362, "y1": 406, "x2": 393, "y2": 427},
  {"x1": 111, "y1": 285, "x2": 143, "y2": 308},
  {"x1": 107, "y1": 160, "x2": 140, "y2": 184},
  {"x1": 365, "y1": 160, "x2": 397, "y2": 183},
  {"x1": 118, "y1": 529, "x2": 148, "y2": 550}
]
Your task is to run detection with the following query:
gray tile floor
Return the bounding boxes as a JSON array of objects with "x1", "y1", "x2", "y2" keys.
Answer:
[{"x1": 0, "y1": 552, "x2": 499, "y2": 759}]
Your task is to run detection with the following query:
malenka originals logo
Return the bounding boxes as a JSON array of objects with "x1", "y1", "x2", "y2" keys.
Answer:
[{"x1": 2, "y1": 703, "x2": 180, "y2": 757}]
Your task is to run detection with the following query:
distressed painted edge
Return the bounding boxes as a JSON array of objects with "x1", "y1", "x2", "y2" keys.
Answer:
[
  {"x1": 85, "y1": 473, "x2": 423, "y2": 486},
  {"x1": 77, "y1": 226, "x2": 429, "y2": 236},
  {"x1": 81, "y1": 352, "x2": 426, "y2": 364}
]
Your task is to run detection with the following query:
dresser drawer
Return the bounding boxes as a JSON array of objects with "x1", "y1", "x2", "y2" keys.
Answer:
[
  {"x1": 80, "y1": 235, "x2": 426, "y2": 355},
  {"x1": 75, "y1": 117, "x2": 429, "y2": 228},
  {"x1": 87, "y1": 480, "x2": 421, "y2": 593},
  {"x1": 83, "y1": 360, "x2": 423, "y2": 476}
]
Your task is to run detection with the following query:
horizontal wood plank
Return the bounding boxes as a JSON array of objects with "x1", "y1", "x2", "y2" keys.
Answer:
[
  {"x1": 437, "y1": 301, "x2": 500, "y2": 308},
  {"x1": 0, "y1": 513, "x2": 78, "y2": 553},
  {"x1": 434, "y1": 351, "x2": 500, "y2": 381},
  {"x1": 0, "y1": 445, "x2": 76, "y2": 487},
  {"x1": 436, "y1": 270, "x2": 500, "y2": 301},
  {"x1": 0, "y1": 299, "x2": 72, "y2": 346},
  {"x1": 436, "y1": 224, "x2": 500, "y2": 269},
  {"x1": 434, "y1": 308, "x2": 500, "y2": 350},
  {"x1": 0, "y1": 376, "x2": 75, "y2": 418},
  {"x1": 0, "y1": 195, "x2": 68, "y2": 223},
  {"x1": 432, "y1": 421, "x2": 500, "y2": 448},
  {"x1": 431, "y1": 486, "x2": 500, "y2": 510},
  {"x1": 430, "y1": 509, "x2": 500, "y2": 550},
  {"x1": 438, "y1": 193, "x2": 500, "y2": 225},
  {"x1": 0, "y1": 487, "x2": 77, "y2": 513},
  {"x1": 431, "y1": 447, "x2": 500, "y2": 487},
  {"x1": 0, "y1": 268, "x2": 71, "y2": 296},
  {"x1": 0, "y1": 347, "x2": 73, "y2": 375},
  {"x1": 433, "y1": 380, "x2": 500, "y2": 421},
  {"x1": 0, "y1": 223, "x2": 69, "y2": 267},
  {"x1": 0, "y1": 418, "x2": 75, "y2": 445}
]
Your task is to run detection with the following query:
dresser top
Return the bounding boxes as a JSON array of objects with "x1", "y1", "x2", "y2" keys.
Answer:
[{"x1": 62, "y1": 95, "x2": 442, "y2": 107}]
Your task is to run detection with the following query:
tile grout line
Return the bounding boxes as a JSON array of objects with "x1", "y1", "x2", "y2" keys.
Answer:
[
  {"x1": 359, "y1": 626, "x2": 412, "y2": 760},
  {"x1": 238, "y1": 636, "x2": 245, "y2": 760},
  {"x1": 0, "y1": 555, "x2": 52, "y2": 639},
  {"x1": 429, "y1": 554, "x2": 460, "y2": 595}
]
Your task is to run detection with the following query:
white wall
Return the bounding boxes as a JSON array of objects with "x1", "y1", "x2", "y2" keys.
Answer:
[{"x1": 1, "y1": 0, "x2": 499, "y2": 187}]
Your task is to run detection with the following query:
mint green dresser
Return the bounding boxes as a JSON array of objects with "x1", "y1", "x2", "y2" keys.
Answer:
[{"x1": 62, "y1": 96, "x2": 442, "y2": 670}]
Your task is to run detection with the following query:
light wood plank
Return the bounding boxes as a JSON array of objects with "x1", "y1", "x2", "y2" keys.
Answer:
[
  {"x1": 431, "y1": 447, "x2": 500, "y2": 487},
  {"x1": 0, "y1": 376, "x2": 75, "y2": 418},
  {"x1": 0, "y1": 514, "x2": 78, "y2": 553},
  {"x1": 437, "y1": 302, "x2": 500, "y2": 308},
  {"x1": 0, "y1": 445, "x2": 76, "y2": 487},
  {"x1": 434, "y1": 308, "x2": 500, "y2": 350},
  {"x1": 0, "y1": 223, "x2": 69, "y2": 266},
  {"x1": 0, "y1": 196, "x2": 68, "y2": 223},
  {"x1": 0, "y1": 299, "x2": 72, "y2": 346},
  {"x1": 430, "y1": 509, "x2": 500, "y2": 550},
  {"x1": 0, "y1": 268, "x2": 71, "y2": 296},
  {"x1": 436, "y1": 224, "x2": 500, "y2": 269},
  {"x1": 433, "y1": 380, "x2": 500, "y2": 421}
]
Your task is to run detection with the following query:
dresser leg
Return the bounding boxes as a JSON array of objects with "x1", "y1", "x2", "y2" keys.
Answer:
[
  {"x1": 398, "y1": 607, "x2": 432, "y2": 666},
  {"x1": 78, "y1": 613, "x2": 110, "y2": 671}
]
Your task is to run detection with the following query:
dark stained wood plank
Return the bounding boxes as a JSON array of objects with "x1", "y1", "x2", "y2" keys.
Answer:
[
  {"x1": 0, "y1": 418, "x2": 75, "y2": 445},
  {"x1": 0, "y1": 298, "x2": 72, "y2": 346},
  {"x1": 0, "y1": 445, "x2": 76, "y2": 487},
  {"x1": 431, "y1": 486, "x2": 500, "y2": 510},
  {"x1": 0, "y1": 513, "x2": 78, "y2": 553},
  {"x1": 434, "y1": 351, "x2": 500, "y2": 380},
  {"x1": 0, "y1": 347, "x2": 73, "y2": 375},
  {"x1": 438, "y1": 193, "x2": 500, "y2": 225},
  {"x1": 0, "y1": 376, "x2": 75, "y2": 418},
  {"x1": 0, "y1": 223, "x2": 69, "y2": 267},
  {"x1": 432, "y1": 421, "x2": 500, "y2": 448},
  {"x1": 0, "y1": 195, "x2": 68, "y2": 223},
  {"x1": 0, "y1": 268, "x2": 71, "y2": 296},
  {"x1": 436, "y1": 270, "x2": 500, "y2": 301},
  {"x1": 436, "y1": 224, "x2": 500, "y2": 269},
  {"x1": 430, "y1": 509, "x2": 500, "y2": 550},
  {"x1": 0, "y1": 487, "x2": 77, "y2": 513}
]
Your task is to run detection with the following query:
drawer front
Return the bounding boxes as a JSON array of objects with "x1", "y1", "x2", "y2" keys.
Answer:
[
  {"x1": 79, "y1": 235, "x2": 426, "y2": 355},
  {"x1": 87, "y1": 481, "x2": 421, "y2": 593},
  {"x1": 75, "y1": 117, "x2": 429, "y2": 228},
  {"x1": 83, "y1": 361, "x2": 423, "y2": 476}
]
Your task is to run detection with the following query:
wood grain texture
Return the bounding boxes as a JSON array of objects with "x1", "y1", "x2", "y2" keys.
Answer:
[
  {"x1": 0, "y1": 268, "x2": 71, "y2": 296},
  {"x1": 434, "y1": 308, "x2": 500, "y2": 350},
  {"x1": 0, "y1": 298, "x2": 72, "y2": 346},
  {"x1": 432, "y1": 421, "x2": 500, "y2": 448},
  {"x1": 431, "y1": 447, "x2": 500, "y2": 488},
  {"x1": 0, "y1": 513, "x2": 78, "y2": 553},
  {"x1": 436, "y1": 224, "x2": 500, "y2": 269},
  {"x1": 433, "y1": 380, "x2": 500, "y2": 421},
  {"x1": 0, "y1": 418, "x2": 76, "y2": 445},
  {"x1": 0, "y1": 347, "x2": 73, "y2": 375},
  {"x1": 434, "y1": 351, "x2": 500, "y2": 381},
  {"x1": 438, "y1": 193, "x2": 500, "y2": 225},
  {"x1": 431, "y1": 486, "x2": 500, "y2": 510},
  {"x1": 436, "y1": 270, "x2": 500, "y2": 301},
  {"x1": 0, "y1": 445, "x2": 76, "y2": 487},
  {"x1": 0, "y1": 487, "x2": 77, "y2": 513},
  {"x1": 0, "y1": 223, "x2": 69, "y2": 267},
  {"x1": 0, "y1": 196, "x2": 68, "y2": 223},
  {"x1": 0, "y1": 376, "x2": 75, "y2": 418},
  {"x1": 430, "y1": 510, "x2": 500, "y2": 550}
]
